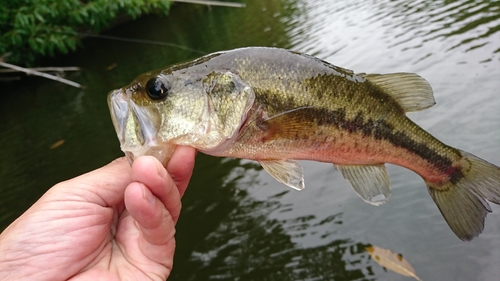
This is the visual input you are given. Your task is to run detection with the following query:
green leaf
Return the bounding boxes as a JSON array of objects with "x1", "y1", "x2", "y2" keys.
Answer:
[
  {"x1": 33, "y1": 11, "x2": 44, "y2": 23},
  {"x1": 28, "y1": 37, "x2": 38, "y2": 50}
]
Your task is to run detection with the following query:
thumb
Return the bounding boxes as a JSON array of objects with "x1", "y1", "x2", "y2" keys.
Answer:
[{"x1": 50, "y1": 157, "x2": 133, "y2": 207}]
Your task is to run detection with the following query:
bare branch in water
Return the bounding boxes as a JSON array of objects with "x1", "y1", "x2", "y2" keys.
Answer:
[
  {"x1": 0, "y1": 66, "x2": 80, "y2": 73},
  {"x1": 0, "y1": 62, "x2": 82, "y2": 88}
]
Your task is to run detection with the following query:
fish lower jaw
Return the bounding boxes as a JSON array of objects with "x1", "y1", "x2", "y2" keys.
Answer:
[{"x1": 121, "y1": 142, "x2": 177, "y2": 167}]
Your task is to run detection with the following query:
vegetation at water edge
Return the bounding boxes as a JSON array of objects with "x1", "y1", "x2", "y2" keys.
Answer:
[{"x1": 0, "y1": 0, "x2": 172, "y2": 66}]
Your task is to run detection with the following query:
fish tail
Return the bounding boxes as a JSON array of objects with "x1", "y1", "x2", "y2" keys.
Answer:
[{"x1": 426, "y1": 150, "x2": 500, "y2": 241}]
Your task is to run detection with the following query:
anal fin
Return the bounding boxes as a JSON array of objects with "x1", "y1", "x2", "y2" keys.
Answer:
[
  {"x1": 336, "y1": 164, "x2": 391, "y2": 206},
  {"x1": 259, "y1": 159, "x2": 305, "y2": 191}
]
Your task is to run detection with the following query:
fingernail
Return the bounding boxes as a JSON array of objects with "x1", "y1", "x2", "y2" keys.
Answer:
[{"x1": 142, "y1": 184, "x2": 156, "y2": 204}]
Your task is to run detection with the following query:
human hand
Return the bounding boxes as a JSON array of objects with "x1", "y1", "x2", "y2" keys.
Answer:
[{"x1": 0, "y1": 146, "x2": 196, "y2": 281}]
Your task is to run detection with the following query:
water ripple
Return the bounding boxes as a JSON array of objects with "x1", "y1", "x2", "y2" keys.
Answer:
[{"x1": 287, "y1": 0, "x2": 500, "y2": 68}]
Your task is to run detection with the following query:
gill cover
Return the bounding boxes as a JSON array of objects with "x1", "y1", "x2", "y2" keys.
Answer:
[
  {"x1": 108, "y1": 70, "x2": 255, "y2": 166},
  {"x1": 194, "y1": 71, "x2": 255, "y2": 154}
]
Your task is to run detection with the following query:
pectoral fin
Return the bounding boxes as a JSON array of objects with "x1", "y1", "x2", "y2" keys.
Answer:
[
  {"x1": 256, "y1": 106, "x2": 316, "y2": 140},
  {"x1": 259, "y1": 159, "x2": 305, "y2": 191},
  {"x1": 336, "y1": 164, "x2": 391, "y2": 205}
]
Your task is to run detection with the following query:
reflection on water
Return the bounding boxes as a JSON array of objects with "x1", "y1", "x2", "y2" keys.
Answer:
[
  {"x1": 174, "y1": 155, "x2": 371, "y2": 281},
  {"x1": 1, "y1": 0, "x2": 499, "y2": 280}
]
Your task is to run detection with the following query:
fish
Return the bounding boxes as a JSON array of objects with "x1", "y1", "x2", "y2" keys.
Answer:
[{"x1": 107, "y1": 47, "x2": 500, "y2": 241}]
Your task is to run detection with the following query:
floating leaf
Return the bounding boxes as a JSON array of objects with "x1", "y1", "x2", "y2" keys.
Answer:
[
  {"x1": 50, "y1": 139, "x2": 65, "y2": 149},
  {"x1": 366, "y1": 245, "x2": 422, "y2": 281},
  {"x1": 106, "y1": 63, "x2": 117, "y2": 70}
]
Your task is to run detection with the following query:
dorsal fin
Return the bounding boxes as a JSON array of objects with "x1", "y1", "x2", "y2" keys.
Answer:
[{"x1": 359, "y1": 73, "x2": 435, "y2": 113}]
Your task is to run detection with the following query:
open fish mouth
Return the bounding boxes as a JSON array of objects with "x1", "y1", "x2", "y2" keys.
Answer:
[{"x1": 107, "y1": 89, "x2": 175, "y2": 166}]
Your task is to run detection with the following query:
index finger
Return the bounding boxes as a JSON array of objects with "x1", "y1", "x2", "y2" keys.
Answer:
[{"x1": 166, "y1": 146, "x2": 196, "y2": 197}]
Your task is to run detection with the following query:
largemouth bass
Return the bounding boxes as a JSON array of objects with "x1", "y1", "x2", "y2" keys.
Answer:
[{"x1": 108, "y1": 47, "x2": 500, "y2": 241}]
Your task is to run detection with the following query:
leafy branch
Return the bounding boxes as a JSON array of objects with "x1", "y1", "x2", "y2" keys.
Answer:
[{"x1": 0, "y1": 0, "x2": 172, "y2": 66}]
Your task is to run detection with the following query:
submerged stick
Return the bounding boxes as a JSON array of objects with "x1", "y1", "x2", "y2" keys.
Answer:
[{"x1": 0, "y1": 62, "x2": 82, "y2": 88}]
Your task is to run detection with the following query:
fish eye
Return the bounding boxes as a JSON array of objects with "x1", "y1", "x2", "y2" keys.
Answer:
[{"x1": 146, "y1": 77, "x2": 170, "y2": 100}]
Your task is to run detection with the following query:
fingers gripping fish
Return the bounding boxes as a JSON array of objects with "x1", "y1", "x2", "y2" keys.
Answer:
[{"x1": 108, "y1": 47, "x2": 500, "y2": 241}]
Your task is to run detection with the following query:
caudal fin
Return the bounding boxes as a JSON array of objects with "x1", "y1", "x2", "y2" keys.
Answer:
[{"x1": 426, "y1": 150, "x2": 500, "y2": 241}]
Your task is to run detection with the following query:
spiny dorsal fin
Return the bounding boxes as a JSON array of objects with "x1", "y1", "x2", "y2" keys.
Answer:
[
  {"x1": 359, "y1": 73, "x2": 435, "y2": 113},
  {"x1": 336, "y1": 164, "x2": 391, "y2": 206},
  {"x1": 259, "y1": 159, "x2": 305, "y2": 191}
]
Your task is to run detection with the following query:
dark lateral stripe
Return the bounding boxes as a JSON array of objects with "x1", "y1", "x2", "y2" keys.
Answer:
[{"x1": 313, "y1": 107, "x2": 462, "y2": 177}]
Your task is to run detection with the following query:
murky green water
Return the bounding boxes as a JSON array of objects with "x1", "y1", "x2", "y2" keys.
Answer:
[{"x1": 1, "y1": 0, "x2": 499, "y2": 280}]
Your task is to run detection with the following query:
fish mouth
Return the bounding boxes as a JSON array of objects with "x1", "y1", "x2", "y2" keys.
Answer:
[{"x1": 107, "y1": 89, "x2": 175, "y2": 166}]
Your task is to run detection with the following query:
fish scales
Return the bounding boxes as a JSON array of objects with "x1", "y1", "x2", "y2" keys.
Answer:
[
  {"x1": 108, "y1": 47, "x2": 500, "y2": 241},
  {"x1": 219, "y1": 50, "x2": 460, "y2": 182}
]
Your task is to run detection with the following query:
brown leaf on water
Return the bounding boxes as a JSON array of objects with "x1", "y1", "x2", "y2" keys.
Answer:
[
  {"x1": 106, "y1": 63, "x2": 117, "y2": 70},
  {"x1": 366, "y1": 246, "x2": 423, "y2": 281},
  {"x1": 50, "y1": 139, "x2": 65, "y2": 149}
]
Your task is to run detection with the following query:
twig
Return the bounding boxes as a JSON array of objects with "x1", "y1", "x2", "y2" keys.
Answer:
[
  {"x1": 82, "y1": 34, "x2": 206, "y2": 54},
  {"x1": 0, "y1": 62, "x2": 82, "y2": 88},
  {"x1": 173, "y1": 0, "x2": 246, "y2": 8},
  {"x1": 0, "y1": 66, "x2": 80, "y2": 73}
]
